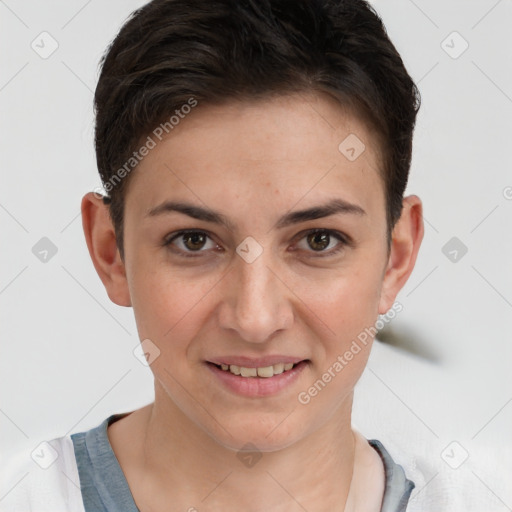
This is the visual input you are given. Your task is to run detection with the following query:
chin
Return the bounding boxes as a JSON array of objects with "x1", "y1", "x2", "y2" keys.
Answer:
[{"x1": 206, "y1": 414, "x2": 307, "y2": 453}]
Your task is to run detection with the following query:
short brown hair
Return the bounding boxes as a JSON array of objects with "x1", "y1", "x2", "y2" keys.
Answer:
[{"x1": 94, "y1": 0, "x2": 421, "y2": 261}]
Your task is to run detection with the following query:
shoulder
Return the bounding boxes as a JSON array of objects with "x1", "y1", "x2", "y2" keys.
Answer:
[
  {"x1": 369, "y1": 434, "x2": 509, "y2": 512},
  {"x1": 0, "y1": 435, "x2": 84, "y2": 512},
  {"x1": 366, "y1": 437, "x2": 415, "y2": 512}
]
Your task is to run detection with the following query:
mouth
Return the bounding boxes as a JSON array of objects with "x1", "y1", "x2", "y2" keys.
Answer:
[
  {"x1": 208, "y1": 361, "x2": 302, "y2": 378},
  {"x1": 205, "y1": 359, "x2": 310, "y2": 397}
]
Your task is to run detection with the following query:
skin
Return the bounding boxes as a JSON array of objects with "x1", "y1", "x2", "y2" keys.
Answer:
[{"x1": 81, "y1": 92, "x2": 423, "y2": 511}]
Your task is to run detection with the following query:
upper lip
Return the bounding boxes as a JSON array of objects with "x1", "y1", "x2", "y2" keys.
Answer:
[{"x1": 207, "y1": 356, "x2": 307, "y2": 368}]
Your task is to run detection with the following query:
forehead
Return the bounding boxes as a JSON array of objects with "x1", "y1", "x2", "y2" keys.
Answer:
[{"x1": 124, "y1": 92, "x2": 386, "y2": 224}]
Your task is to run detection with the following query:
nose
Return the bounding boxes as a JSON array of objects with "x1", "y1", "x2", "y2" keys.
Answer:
[{"x1": 217, "y1": 250, "x2": 294, "y2": 344}]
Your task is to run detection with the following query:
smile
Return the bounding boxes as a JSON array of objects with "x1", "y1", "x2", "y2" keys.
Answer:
[
  {"x1": 206, "y1": 360, "x2": 309, "y2": 397},
  {"x1": 213, "y1": 362, "x2": 296, "y2": 378}
]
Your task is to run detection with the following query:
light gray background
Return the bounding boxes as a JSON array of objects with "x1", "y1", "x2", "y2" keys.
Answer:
[{"x1": 1, "y1": 0, "x2": 511, "y2": 508}]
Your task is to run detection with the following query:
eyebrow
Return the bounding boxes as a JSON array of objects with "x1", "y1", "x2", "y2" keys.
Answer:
[{"x1": 145, "y1": 198, "x2": 366, "y2": 230}]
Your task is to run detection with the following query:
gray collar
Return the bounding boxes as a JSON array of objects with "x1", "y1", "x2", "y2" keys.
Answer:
[{"x1": 71, "y1": 414, "x2": 415, "y2": 512}]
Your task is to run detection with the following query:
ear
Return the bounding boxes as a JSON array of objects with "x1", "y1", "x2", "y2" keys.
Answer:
[
  {"x1": 81, "y1": 192, "x2": 132, "y2": 307},
  {"x1": 378, "y1": 195, "x2": 424, "y2": 314}
]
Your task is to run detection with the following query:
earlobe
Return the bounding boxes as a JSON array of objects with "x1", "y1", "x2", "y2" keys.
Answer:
[
  {"x1": 81, "y1": 192, "x2": 132, "y2": 307},
  {"x1": 378, "y1": 195, "x2": 424, "y2": 314}
]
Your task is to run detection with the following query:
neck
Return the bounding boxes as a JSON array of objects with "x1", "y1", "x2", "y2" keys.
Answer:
[{"x1": 117, "y1": 387, "x2": 357, "y2": 512}]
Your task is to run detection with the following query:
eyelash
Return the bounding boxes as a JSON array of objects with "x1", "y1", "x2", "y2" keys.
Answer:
[{"x1": 162, "y1": 228, "x2": 350, "y2": 258}]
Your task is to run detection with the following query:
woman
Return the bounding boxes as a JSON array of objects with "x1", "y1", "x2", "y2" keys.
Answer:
[{"x1": 1, "y1": 1, "x2": 424, "y2": 510}]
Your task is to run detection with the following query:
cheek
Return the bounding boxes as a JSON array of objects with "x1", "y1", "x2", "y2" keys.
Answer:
[
  {"x1": 128, "y1": 264, "x2": 219, "y2": 352},
  {"x1": 295, "y1": 273, "x2": 380, "y2": 419},
  {"x1": 299, "y1": 265, "x2": 383, "y2": 341}
]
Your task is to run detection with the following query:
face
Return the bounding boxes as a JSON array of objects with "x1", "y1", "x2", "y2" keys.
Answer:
[{"x1": 121, "y1": 93, "x2": 392, "y2": 451}]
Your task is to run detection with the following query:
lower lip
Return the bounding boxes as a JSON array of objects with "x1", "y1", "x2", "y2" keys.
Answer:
[{"x1": 206, "y1": 361, "x2": 308, "y2": 397}]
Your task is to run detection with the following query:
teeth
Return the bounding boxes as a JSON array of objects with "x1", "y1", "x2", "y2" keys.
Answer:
[
  {"x1": 257, "y1": 366, "x2": 274, "y2": 378},
  {"x1": 217, "y1": 362, "x2": 297, "y2": 377},
  {"x1": 273, "y1": 363, "x2": 284, "y2": 375},
  {"x1": 240, "y1": 366, "x2": 257, "y2": 377}
]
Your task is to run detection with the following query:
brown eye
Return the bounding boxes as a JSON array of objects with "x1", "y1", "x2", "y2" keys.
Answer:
[
  {"x1": 164, "y1": 230, "x2": 217, "y2": 254},
  {"x1": 294, "y1": 229, "x2": 348, "y2": 256},
  {"x1": 182, "y1": 232, "x2": 207, "y2": 251},
  {"x1": 306, "y1": 231, "x2": 331, "y2": 251}
]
